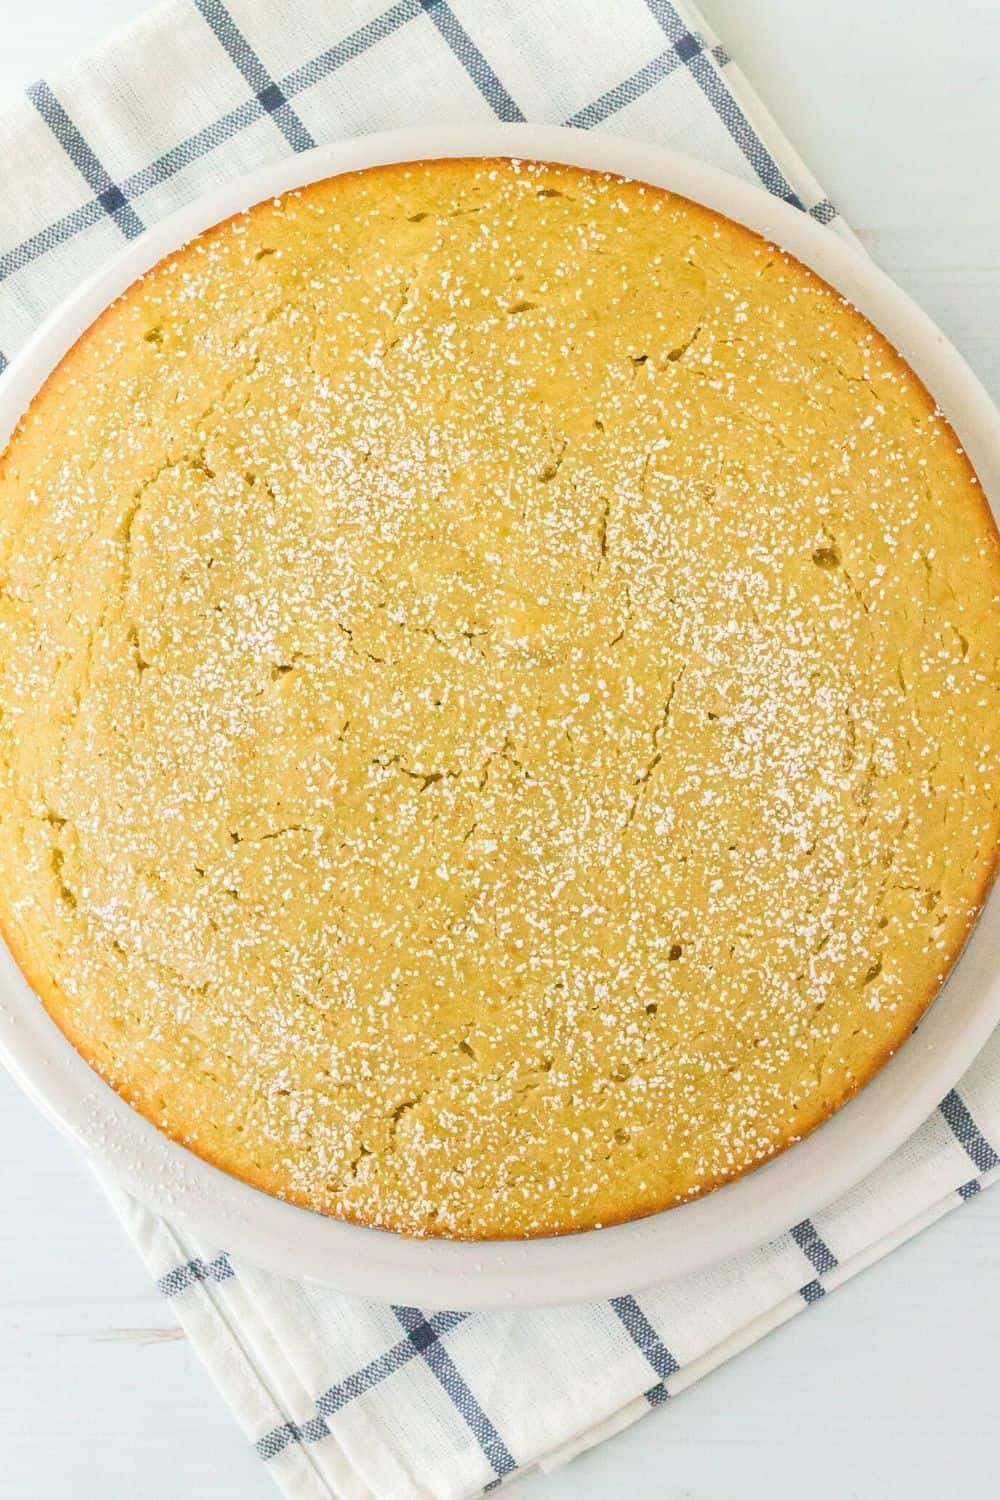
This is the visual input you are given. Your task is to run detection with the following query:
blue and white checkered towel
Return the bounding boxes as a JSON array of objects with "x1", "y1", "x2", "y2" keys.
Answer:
[{"x1": 1, "y1": 2, "x2": 998, "y2": 1496}]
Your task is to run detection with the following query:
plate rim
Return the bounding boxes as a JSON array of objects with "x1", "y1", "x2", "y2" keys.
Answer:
[{"x1": 0, "y1": 122, "x2": 997, "y2": 1308}]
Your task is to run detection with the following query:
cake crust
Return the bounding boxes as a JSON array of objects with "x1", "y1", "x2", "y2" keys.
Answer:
[{"x1": 0, "y1": 158, "x2": 997, "y2": 1238}]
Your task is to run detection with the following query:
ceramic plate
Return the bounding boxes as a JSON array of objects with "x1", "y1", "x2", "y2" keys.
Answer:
[{"x1": 0, "y1": 124, "x2": 997, "y2": 1308}]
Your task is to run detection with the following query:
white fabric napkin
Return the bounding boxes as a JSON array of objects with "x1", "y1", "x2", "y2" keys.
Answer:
[{"x1": 1, "y1": 3, "x2": 997, "y2": 1497}]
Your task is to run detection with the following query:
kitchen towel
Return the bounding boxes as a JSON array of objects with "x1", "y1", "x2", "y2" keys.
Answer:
[{"x1": 1, "y1": 2, "x2": 998, "y2": 1497}]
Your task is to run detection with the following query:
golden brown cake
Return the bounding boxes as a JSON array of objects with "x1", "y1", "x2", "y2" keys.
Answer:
[{"x1": 0, "y1": 158, "x2": 997, "y2": 1239}]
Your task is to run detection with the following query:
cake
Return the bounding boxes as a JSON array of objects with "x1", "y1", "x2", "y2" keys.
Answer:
[{"x1": 0, "y1": 158, "x2": 997, "y2": 1239}]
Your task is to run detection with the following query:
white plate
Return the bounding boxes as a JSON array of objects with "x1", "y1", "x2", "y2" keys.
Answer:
[{"x1": 0, "y1": 124, "x2": 998, "y2": 1309}]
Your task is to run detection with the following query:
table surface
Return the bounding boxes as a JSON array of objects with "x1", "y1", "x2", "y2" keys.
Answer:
[{"x1": 1, "y1": 2, "x2": 999, "y2": 1496}]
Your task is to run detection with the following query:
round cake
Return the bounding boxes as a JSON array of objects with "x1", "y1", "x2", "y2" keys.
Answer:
[{"x1": 0, "y1": 158, "x2": 997, "y2": 1239}]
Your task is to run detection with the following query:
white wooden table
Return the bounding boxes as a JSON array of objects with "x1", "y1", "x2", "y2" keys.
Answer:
[{"x1": 1, "y1": 3, "x2": 998, "y2": 1496}]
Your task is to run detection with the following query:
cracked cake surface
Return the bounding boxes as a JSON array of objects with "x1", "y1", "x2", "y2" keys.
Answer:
[{"x1": 0, "y1": 157, "x2": 997, "y2": 1238}]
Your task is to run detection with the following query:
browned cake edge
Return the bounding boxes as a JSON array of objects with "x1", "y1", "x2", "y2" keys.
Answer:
[{"x1": 1, "y1": 156, "x2": 998, "y2": 1239}]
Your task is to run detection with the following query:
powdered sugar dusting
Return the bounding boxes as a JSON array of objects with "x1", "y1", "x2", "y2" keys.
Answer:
[{"x1": 0, "y1": 159, "x2": 997, "y2": 1239}]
